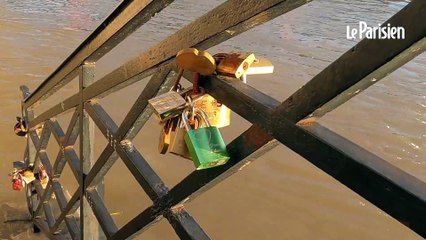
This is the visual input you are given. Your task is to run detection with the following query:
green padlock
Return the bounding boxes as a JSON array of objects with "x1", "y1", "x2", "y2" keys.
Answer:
[{"x1": 182, "y1": 108, "x2": 230, "y2": 170}]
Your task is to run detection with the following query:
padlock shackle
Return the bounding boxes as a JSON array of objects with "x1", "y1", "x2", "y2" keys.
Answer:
[{"x1": 182, "y1": 108, "x2": 211, "y2": 131}]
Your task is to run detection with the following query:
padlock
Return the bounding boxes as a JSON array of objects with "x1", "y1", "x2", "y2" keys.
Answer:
[
  {"x1": 38, "y1": 165, "x2": 49, "y2": 189},
  {"x1": 175, "y1": 48, "x2": 216, "y2": 76},
  {"x1": 182, "y1": 108, "x2": 230, "y2": 170},
  {"x1": 215, "y1": 52, "x2": 256, "y2": 78},
  {"x1": 169, "y1": 113, "x2": 202, "y2": 159},
  {"x1": 12, "y1": 177, "x2": 23, "y2": 191},
  {"x1": 14, "y1": 116, "x2": 27, "y2": 137},
  {"x1": 21, "y1": 170, "x2": 35, "y2": 184},
  {"x1": 148, "y1": 91, "x2": 187, "y2": 122},
  {"x1": 193, "y1": 94, "x2": 231, "y2": 128},
  {"x1": 158, "y1": 117, "x2": 177, "y2": 154},
  {"x1": 244, "y1": 58, "x2": 274, "y2": 75}
]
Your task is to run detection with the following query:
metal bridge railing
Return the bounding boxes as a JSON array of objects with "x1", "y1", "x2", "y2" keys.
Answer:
[{"x1": 19, "y1": 0, "x2": 426, "y2": 239}]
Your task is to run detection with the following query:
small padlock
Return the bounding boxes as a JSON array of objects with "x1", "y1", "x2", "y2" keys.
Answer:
[
  {"x1": 14, "y1": 117, "x2": 27, "y2": 137},
  {"x1": 169, "y1": 113, "x2": 202, "y2": 159},
  {"x1": 12, "y1": 177, "x2": 24, "y2": 191},
  {"x1": 194, "y1": 94, "x2": 230, "y2": 128},
  {"x1": 158, "y1": 117, "x2": 178, "y2": 154},
  {"x1": 215, "y1": 53, "x2": 256, "y2": 78},
  {"x1": 38, "y1": 165, "x2": 49, "y2": 189},
  {"x1": 182, "y1": 108, "x2": 230, "y2": 170},
  {"x1": 21, "y1": 170, "x2": 35, "y2": 184},
  {"x1": 148, "y1": 91, "x2": 187, "y2": 122}
]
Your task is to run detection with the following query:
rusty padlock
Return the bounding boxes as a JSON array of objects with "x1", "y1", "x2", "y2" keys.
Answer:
[
  {"x1": 148, "y1": 91, "x2": 187, "y2": 122},
  {"x1": 14, "y1": 116, "x2": 27, "y2": 137},
  {"x1": 215, "y1": 52, "x2": 256, "y2": 78},
  {"x1": 38, "y1": 165, "x2": 49, "y2": 189}
]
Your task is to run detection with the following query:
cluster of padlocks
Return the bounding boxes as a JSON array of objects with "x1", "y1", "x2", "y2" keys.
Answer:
[
  {"x1": 148, "y1": 48, "x2": 273, "y2": 170},
  {"x1": 10, "y1": 162, "x2": 49, "y2": 191}
]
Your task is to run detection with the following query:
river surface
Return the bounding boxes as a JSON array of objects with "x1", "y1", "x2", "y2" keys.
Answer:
[{"x1": 0, "y1": 0, "x2": 425, "y2": 239}]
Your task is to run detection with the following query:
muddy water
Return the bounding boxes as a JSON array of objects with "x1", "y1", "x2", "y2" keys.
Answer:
[{"x1": 0, "y1": 0, "x2": 425, "y2": 239}]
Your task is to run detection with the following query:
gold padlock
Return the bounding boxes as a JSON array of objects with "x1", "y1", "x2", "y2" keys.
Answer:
[
  {"x1": 215, "y1": 53, "x2": 256, "y2": 78},
  {"x1": 193, "y1": 94, "x2": 230, "y2": 128}
]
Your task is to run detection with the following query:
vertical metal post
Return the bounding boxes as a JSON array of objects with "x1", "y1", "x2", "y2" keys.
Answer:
[{"x1": 79, "y1": 64, "x2": 100, "y2": 240}]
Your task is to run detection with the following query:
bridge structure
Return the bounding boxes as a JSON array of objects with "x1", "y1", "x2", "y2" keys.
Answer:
[{"x1": 18, "y1": 0, "x2": 426, "y2": 239}]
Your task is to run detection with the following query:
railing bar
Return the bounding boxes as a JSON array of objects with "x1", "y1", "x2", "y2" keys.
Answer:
[
  {"x1": 112, "y1": 125, "x2": 277, "y2": 239},
  {"x1": 203, "y1": 74, "x2": 426, "y2": 237},
  {"x1": 47, "y1": 120, "x2": 65, "y2": 145},
  {"x1": 34, "y1": 183, "x2": 53, "y2": 217},
  {"x1": 53, "y1": 150, "x2": 67, "y2": 179},
  {"x1": 63, "y1": 149, "x2": 82, "y2": 185},
  {"x1": 51, "y1": 186, "x2": 81, "y2": 237},
  {"x1": 52, "y1": 182, "x2": 68, "y2": 211},
  {"x1": 275, "y1": 0, "x2": 426, "y2": 123},
  {"x1": 52, "y1": 108, "x2": 80, "y2": 178},
  {"x1": 85, "y1": 145, "x2": 117, "y2": 190},
  {"x1": 297, "y1": 123, "x2": 426, "y2": 236},
  {"x1": 64, "y1": 107, "x2": 81, "y2": 146},
  {"x1": 43, "y1": 202, "x2": 56, "y2": 229},
  {"x1": 118, "y1": 65, "x2": 173, "y2": 140},
  {"x1": 29, "y1": 96, "x2": 79, "y2": 129},
  {"x1": 34, "y1": 218, "x2": 65, "y2": 240},
  {"x1": 28, "y1": 125, "x2": 52, "y2": 170},
  {"x1": 24, "y1": 0, "x2": 175, "y2": 109},
  {"x1": 84, "y1": 102, "x2": 118, "y2": 137},
  {"x1": 39, "y1": 152, "x2": 54, "y2": 178},
  {"x1": 117, "y1": 142, "x2": 169, "y2": 200},
  {"x1": 64, "y1": 215, "x2": 81, "y2": 240},
  {"x1": 86, "y1": 189, "x2": 118, "y2": 238},
  {"x1": 111, "y1": 207, "x2": 162, "y2": 240},
  {"x1": 164, "y1": 208, "x2": 211, "y2": 240}
]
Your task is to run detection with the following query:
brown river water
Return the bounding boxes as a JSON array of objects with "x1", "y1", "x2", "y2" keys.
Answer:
[{"x1": 0, "y1": 0, "x2": 425, "y2": 239}]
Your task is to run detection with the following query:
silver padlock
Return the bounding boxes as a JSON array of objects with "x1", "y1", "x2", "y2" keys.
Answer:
[{"x1": 148, "y1": 91, "x2": 187, "y2": 122}]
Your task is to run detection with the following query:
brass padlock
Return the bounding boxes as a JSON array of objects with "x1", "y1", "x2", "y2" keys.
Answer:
[
  {"x1": 14, "y1": 117, "x2": 27, "y2": 137},
  {"x1": 148, "y1": 91, "x2": 187, "y2": 122},
  {"x1": 158, "y1": 117, "x2": 177, "y2": 154},
  {"x1": 38, "y1": 165, "x2": 49, "y2": 189},
  {"x1": 215, "y1": 53, "x2": 256, "y2": 78},
  {"x1": 193, "y1": 94, "x2": 230, "y2": 128}
]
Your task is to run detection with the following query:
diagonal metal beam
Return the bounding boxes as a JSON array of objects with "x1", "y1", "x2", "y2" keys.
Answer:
[
  {"x1": 63, "y1": 148, "x2": 82, "y2": 185},
  {"x1": 85, "y1": 145, "x2": 117, "y2": 190},
  {"x1": 24, "y1": 0, "x2": 176, "y2": 109},
  {"x1": 86, "y1": 189, "x2": 118, "y2": 239},
  {"x1": 53, "y1": 108, "x2": 80, "y2": 177},
  {"x1": 203, "y1": 75, "x2": 426, "y2": 237},
  {"x1": 116, "y1": 141, "x2": 169, "y2": 200},
  {"x1": 34, "y1": 183, "x2": 53, "y2": 217},
  {"x1": 47, "y1": 120, "x2": 65, "y2": 146},
  {"x1": 118, "y1": 65, "x2": 174, "y2": 140},
  {"x1": 275, "y1": 0, "x2": 426, "y2": 123},
  {"x1": 112, "y1": 125, "x2": 278, "y2": 239},
  {"x1": 50, "y1": 183, "x2": 81, "y2": 239},
  {"x1": 164, "y1": 207, "x2": 210, "y2": 240},
  {"x1": 84, "y1": 101, "x2": 169, "y2": 200},
  {"x1": 34, "y1": 218, "x2": 65, "y2": 240},
  {"x1": 85, "y1": 67, "x2": 175, "y2": 190}
]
